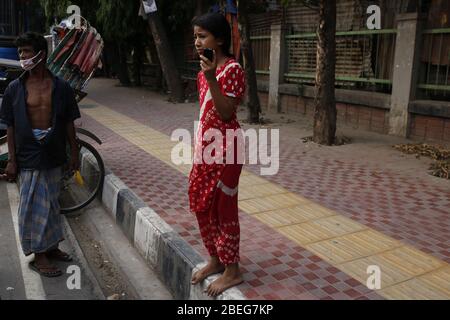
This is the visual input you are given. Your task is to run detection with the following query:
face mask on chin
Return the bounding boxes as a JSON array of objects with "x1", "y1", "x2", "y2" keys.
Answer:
[{"x1": 20, "y1": 50, "x2": 44, "y2": 71}]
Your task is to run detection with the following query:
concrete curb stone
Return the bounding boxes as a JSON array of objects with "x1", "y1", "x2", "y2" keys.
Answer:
[{"x1": 98, "y1": 169, "x2": 246, "y2": 300}]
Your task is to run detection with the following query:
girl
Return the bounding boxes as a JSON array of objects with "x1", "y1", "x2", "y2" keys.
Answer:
[{"x1": 189, "y1": 12, "x2": 245, "y2": 297}]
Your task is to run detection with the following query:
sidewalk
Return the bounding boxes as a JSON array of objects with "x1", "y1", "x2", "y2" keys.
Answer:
[{"x1": 78, "y1": 78, "x2": 450, "y2": 300}]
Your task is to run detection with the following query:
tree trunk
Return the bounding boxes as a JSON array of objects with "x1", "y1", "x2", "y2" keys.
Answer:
[
  {"x1": 238, "y1": 4, "x2": 261, "y2": 123},
  {"x1": 146, "y1": 11, "x2": 185, "y2": 103},
  {"x1": 313, "y1": 0, "x2": 337, "y2": 145},
  {"x1": 132, "y1": 43, "x2": 143, "y2": 86},
  {"x1": 102, "y1": 41, "x2": 116, "y2": 78},
  {"x1": 117, "y1": 43, "x2": 131, "y2": 86}
]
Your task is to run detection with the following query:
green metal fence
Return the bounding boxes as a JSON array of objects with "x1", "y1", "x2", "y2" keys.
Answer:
[
  {"x1": 284, "y1": 29, "x2": 397, "y2": 93},
  {"x1": 250, "y1": 29, "x2": 271, "y2": 76},
  {"x1": 418, "y1": 28, "x2": 450, "y2": 100}
]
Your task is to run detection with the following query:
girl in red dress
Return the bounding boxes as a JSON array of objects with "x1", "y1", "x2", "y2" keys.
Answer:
[{"x1": 189, "y1": 12, "x2": 246, "y2": 297}]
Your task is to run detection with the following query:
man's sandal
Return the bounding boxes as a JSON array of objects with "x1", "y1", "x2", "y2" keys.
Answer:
[
  {"x1": 29, "y1": 261, "x2": 63, "y2": 278},
  {"x1": 46, "y1": 249, "x2": 73, "y2": 262}
]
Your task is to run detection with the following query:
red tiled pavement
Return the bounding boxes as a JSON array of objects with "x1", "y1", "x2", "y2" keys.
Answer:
[{"x1": 78, "y1": 79, "x2": 450, "y2": 299}]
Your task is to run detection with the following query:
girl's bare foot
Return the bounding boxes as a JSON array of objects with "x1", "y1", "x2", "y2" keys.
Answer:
[
  {"x1": 191, "y1": 257, "x2": 225, "y2": 285},
  {"x1": 206, "y1": 263, "x2": 243, "y2": 297}
]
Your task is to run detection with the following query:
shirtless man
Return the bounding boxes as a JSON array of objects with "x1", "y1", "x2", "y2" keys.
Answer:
[
  {"x1": 20, "y1": 46, "x2": 53, "y2": 130},
  {"x1": 0, "y1": 32, "x2": 81, "y2": 277}
]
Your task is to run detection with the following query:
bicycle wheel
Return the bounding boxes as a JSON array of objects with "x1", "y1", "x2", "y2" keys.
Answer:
[{"x1": 59, "y1": 139, "x2": 105, "y2": 214}]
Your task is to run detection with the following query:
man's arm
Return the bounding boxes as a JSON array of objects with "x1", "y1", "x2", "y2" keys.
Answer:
[
  {"x1": 1, "y1": 126, "x2": 17, "y2": 181},
  {"x1": 0, "y1": 85, "x2": 17, "y2": 181},
  {"x1": 66, "y1": 121, "x2": 79, "y2": 171}
]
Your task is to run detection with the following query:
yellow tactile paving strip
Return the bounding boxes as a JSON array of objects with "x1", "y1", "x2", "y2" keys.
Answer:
[{"x1": 81, "y1": 99, "x2": 450, "y2": 300}]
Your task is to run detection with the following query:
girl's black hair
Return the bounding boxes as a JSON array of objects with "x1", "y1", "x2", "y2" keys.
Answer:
[{"x1": 192, "y1": 12, "x2": 233, "y2": 57}]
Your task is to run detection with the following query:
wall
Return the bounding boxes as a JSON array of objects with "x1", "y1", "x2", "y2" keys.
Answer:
[
  {"x1": 258, "y1": 91, "x2": 391, "y2": 135},
  {"x1": 410, "y1": 115, "x2": 450, "y2": 143},
  {"x1": 259, "y1": 89, "x2": 450, "y2": 144}
]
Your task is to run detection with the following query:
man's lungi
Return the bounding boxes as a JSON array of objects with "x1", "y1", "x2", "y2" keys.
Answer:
[{"x1": 18, "y1": 166, "x2": 64, "y2": 256}]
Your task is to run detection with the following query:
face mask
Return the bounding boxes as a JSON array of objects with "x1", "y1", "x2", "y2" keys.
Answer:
[{"x1": 20, "y1": 51, "x2": 44, "y2": 71}]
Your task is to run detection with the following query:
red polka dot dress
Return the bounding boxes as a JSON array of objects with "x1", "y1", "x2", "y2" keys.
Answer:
[{"x1": 188, "y1": 58, "x2": 246, "y2": 265}]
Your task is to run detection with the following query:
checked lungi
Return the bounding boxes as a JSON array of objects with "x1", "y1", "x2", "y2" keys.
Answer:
[{"x1": 18, "y1": 166, "x2": 64, "y2": 256}]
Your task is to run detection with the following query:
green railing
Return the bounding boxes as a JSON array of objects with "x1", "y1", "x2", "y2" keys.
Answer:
[
  {"x1": 250, "y1": 32, "x2": 271, "y2": 76},
  {"x1": 285, "y1": 29, "x2": 397, "y2": 93},
  {"x1": 418, "y1": 28, "x2": 450, "y2": 100}
]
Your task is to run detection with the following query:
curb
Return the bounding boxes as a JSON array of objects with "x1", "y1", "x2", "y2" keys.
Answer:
[{"x1": 98, "y1": 167, "x2": 246, "y2": 300}]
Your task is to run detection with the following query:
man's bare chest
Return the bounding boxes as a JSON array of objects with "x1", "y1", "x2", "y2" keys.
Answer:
[
  {"x1": 25, "y1": 79, "x2": 53, "y2": 127},
  {"x1": 26, "y1": 81, "x2": 52, "y2": 109}
]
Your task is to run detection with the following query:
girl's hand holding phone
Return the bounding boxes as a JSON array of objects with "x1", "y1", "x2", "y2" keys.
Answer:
[{"x1": 200, "y1": 48, "x2": 217, "y2": 82}]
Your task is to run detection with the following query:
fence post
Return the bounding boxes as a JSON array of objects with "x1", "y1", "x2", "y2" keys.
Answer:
[
  {"x1": 268, "y1": 24, "x2": 286, "y2": 112},
  {"x1": 389, "y1": 13, "x2": 425, "y2": 137}
]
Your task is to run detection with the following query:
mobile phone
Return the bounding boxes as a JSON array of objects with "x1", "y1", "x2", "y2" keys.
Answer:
[{"x1": 203, "y1": 48, "x2": 214, "y2": 61}]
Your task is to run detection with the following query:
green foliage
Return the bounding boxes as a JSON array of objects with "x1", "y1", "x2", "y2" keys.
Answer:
[
  {"x1": 27, "y1": 1, "x2": 47, "y2": 33},
  {"x1": 157, "y1": 0, "x2": 215, "y2": 32},
  {"x1": 39, "y1": 0, "x2": 72, "y2": 26},
  {"x1": 158, "y1": 0, "x2": 195, "y2": 31},
  {"x1": 39, "y1": 0, "x2": 100, "y2": 30},
  {"x1": 70, "y1": 0, "x2": 101, "y2": 30},
  {"x1": 39, "y1": 0, "x2": 147, "y2": 46},
  {"x1": 96, "y1": 0, "x2": 144, "y2": 42}
]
